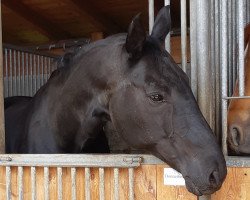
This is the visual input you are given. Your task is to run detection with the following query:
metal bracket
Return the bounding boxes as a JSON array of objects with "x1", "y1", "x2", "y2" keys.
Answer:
[
  {"x1": 0, "y1": 156, "x2": 12, "y2": 162},
  {"x1": 123, "y1": 157, "x2": 142, "y2": 165}
]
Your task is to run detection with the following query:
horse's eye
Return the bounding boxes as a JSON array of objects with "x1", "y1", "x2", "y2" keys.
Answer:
[{"x1": 149, "y1": 94, "x2": 164, "y2": 102}]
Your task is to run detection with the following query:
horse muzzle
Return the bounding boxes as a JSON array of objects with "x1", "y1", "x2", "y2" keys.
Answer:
[{"x1": 184, "y1": 165, "x2": 227, "y2": 196}]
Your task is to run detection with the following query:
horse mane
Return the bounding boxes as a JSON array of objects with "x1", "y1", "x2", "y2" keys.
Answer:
[
  {"x1": 55, "y1": 34, "x2": 127, "y2": 71},
  {"x1": 50, "y1": 33, "x2": 187, "y2": 87}
]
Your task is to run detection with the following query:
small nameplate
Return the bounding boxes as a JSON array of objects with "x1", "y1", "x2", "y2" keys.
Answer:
[{"x1": 164, "y1": 168, "x2": 185, "y2": 186}]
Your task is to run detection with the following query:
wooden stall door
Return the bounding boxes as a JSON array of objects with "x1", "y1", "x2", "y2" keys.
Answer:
[
  {"x1": 156, "y1": 165, "x2": 196, "y2": 200},
  {"x1": 4, "y1": 165, "x2": 250, "y2": 199},
  {"x1": 211, "y1": 167, "x2": 250, "y2": 200},
  {"x1": 0, "y1": 165, "x2": 196, "y2": 200}
]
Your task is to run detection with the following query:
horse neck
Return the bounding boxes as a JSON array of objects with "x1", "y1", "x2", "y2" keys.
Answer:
[{"x1": 44, "y1": 42, "x2": 124, "y2": 152}]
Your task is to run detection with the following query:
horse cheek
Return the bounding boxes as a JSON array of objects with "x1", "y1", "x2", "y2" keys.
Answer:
[{"x1": 109, "y1": 86, "x2": 167, "y2": 148}]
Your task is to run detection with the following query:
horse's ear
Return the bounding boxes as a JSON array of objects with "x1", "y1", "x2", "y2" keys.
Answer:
[
  {"x1": 151, "y1": 6, "x2": 171, "y2": 44},
  {"x1": 125, "y1": 13, "x2": 146, "y2": 59}
]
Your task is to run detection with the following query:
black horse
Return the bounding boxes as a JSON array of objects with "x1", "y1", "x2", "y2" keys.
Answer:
[{"x1": 5, "y1": 6, "x2": 226, "y2": 196}]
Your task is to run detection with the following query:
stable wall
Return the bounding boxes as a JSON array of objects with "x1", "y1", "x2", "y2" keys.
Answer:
[{"x1": 0, "y1": 164, "x2": 249, "y2": 200}]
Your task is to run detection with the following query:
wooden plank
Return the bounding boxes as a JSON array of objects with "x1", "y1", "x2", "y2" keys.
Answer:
[
  {"x1": 36, "y1": 167, "x2": 44, "y2": 200},
  {"x1": 62, "y1": 168, "x2": 71, "y2": 200},
  {"x1": 90, "y1": 168, "x2": 100, "y2": 200},
  {"x1": 76, "y1": 168, "x2": 85, "y2": 199},
  {"x1": 91, "y1": 32, "x2": 104, "y2": 42},
  {"x1": 2, "y1": 4, "x2": 51, "y2": 45},
  {"x1": 10, "y1": 167, "x2": 18, "y2": 200},
  {"x1": 49, "y1": 167, "x2": 57, "y2": 200},
  {"x1": 67, "y1": 0, "x2": 123, "y2": 33},
  {"x1": 2, "y1": 0, "x2": 71, "y2": 40},
  {"x1": 170, "y1": 36, "x2": 190, "y2": 64},
  {"x1": 1, "y1": 0, "x2": 184, "y2": 46},
  {"x1": 156, "y1": 165, "x2": 196, "y2": 200},
  {"x1": 211, "y1": 167, "x2": 250, "y2": 200},
  {"x1": 134, "y1": 165, "x2": 157, "y2": 200},
  {"x1": 119, "y1": 168, "x2": 129, "y2": 200},
  {"x1": 4, "y1": 165, "x2": 246, "y2": 200},
  {"x1": 0, "y1": 167, "x2": 6, "y2": 199},
  {"x1": 0, "y1": 1, "x2": 5, "y2": 154},
  {"x1": 23, "y1": 167, "x2": 31, "y2": 200},
  {"x1": 110, "y1": 168, "x2": 115, "y2": 200},
  {"x1": 104, "y1": 168, "x2": 112, "y2": 200}
]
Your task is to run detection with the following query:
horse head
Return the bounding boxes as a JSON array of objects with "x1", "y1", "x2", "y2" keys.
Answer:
[
  {"x1": 99, "y1": 6, "x2": 226, "y2": 195},
  {"x1": 228, "y1": 24, "x2": 250, "y2": 155}
]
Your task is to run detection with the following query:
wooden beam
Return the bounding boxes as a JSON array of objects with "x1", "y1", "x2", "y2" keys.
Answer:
[
  {"x1": 91, "y1": 32, "x2": 104, "y2": 42},
  {"x1": 67, "y1": 0, "x2": 124, "y2": 34},
  {"x1": 0, "y1": 2, "x2": 5, "y2": 153},
  {"x1": 2, "y1": 0, "x2": 72, "y2": 40}
]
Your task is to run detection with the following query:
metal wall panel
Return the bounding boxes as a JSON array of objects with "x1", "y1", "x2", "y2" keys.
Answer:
[{"x1": 3, "y1": 46, "x2": 56, "y2": 97}]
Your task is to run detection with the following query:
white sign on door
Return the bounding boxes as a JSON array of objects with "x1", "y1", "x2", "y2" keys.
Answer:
[{"x1": 164, "y1": 168, "x2": 185, "y2": 186}]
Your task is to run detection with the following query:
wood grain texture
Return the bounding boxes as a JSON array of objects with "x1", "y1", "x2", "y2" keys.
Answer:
[
  {"x1": 109, "y1": 168, "x2": 115, "y2": 200},
  {"x1": 49, "y1": 167, "x2": 58, "y2": 200},
  {"x1": 156, "y1": 165, "x2": 197, "y2": 200},
  {"x1": 4, "y1": 165, "x2": 245, "y2": 200},
  {"x1": 68, "y1": 0, "x2": 123, "y2": 33},
  {"x1": 2, "y1": 0, "x2": 71, "y2": 40},
  {"x1": 119, "y1": 168, "x2": 129, "y2": 200},
  {"x1": 10, "y1": 167, "x2": 18, "y2": 200},
  {"x1": 36, "y1": 167, "x2": 44, "y2": 200},
  {"x1": 2, "y1": 0, "x2": 183, "y2": 46},
  {"x1": 62, "y1": 167, "x2": 71, "y2": 200},
  {"x1": 0, "y1": 166, "x2": 6, "y2": 199},
  {"x1": 23, "y1": 167, "x2": 31, "y2": 200},
  {"x1": 104, "y1": 168, "x2": 112, "y2": 200},
  {"x1": 211, "y1": 167, "x2": 250, "y2": 200},
  {"x1": 134, "y1": 165, "x2": 157, "y2": 200},
  {"x1": 171, "y1": 36, "x2": 190, "y2": 64},
  {"x1": 90, "y1": 167, "x2": 100, "y2": 200},
  {"x1": 91, "y1": 32, "x2": 104, "y2": 42},
  {"x1": 76, "y1": 168, "x2": 85, "y2": 199}
]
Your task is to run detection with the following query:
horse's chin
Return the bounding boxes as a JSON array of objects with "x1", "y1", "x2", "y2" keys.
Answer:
[
  {"x1": 185, "y1": 179, "x2": 202, "y2": 196},
  {"x1": 228, "y1": 145, "x2": 250, "y2": 156},
  {"x1": 184, "y1": 176, "x2": 222, "y2": 196},
  {"x1": 227, "y1": 139, "x2": 250, "y2": 155}
]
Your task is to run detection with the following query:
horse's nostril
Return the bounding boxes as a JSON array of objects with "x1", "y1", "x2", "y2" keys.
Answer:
[
  {"x1": 209, "y1": 170, "x2": 220, "y2": 187},
  {"x1": 231, "y1": 127, "x2": 241, "y2": 146}
]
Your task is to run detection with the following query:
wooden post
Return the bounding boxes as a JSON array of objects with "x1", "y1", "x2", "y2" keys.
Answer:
[
  {"x1": 0, "y1": 1, "x2": 5, "y2": 153},
  {"x1": 91, "y1": 32, "x2": 104, "y2": 42}
]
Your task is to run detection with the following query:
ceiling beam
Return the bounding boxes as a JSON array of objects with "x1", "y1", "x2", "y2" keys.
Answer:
[
  {"x1": 68, "y1": 0, "x2": 124, "y2": 34},
  {"x1": 2, "y1": 0, "x2": 72, "y2": 40}
]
